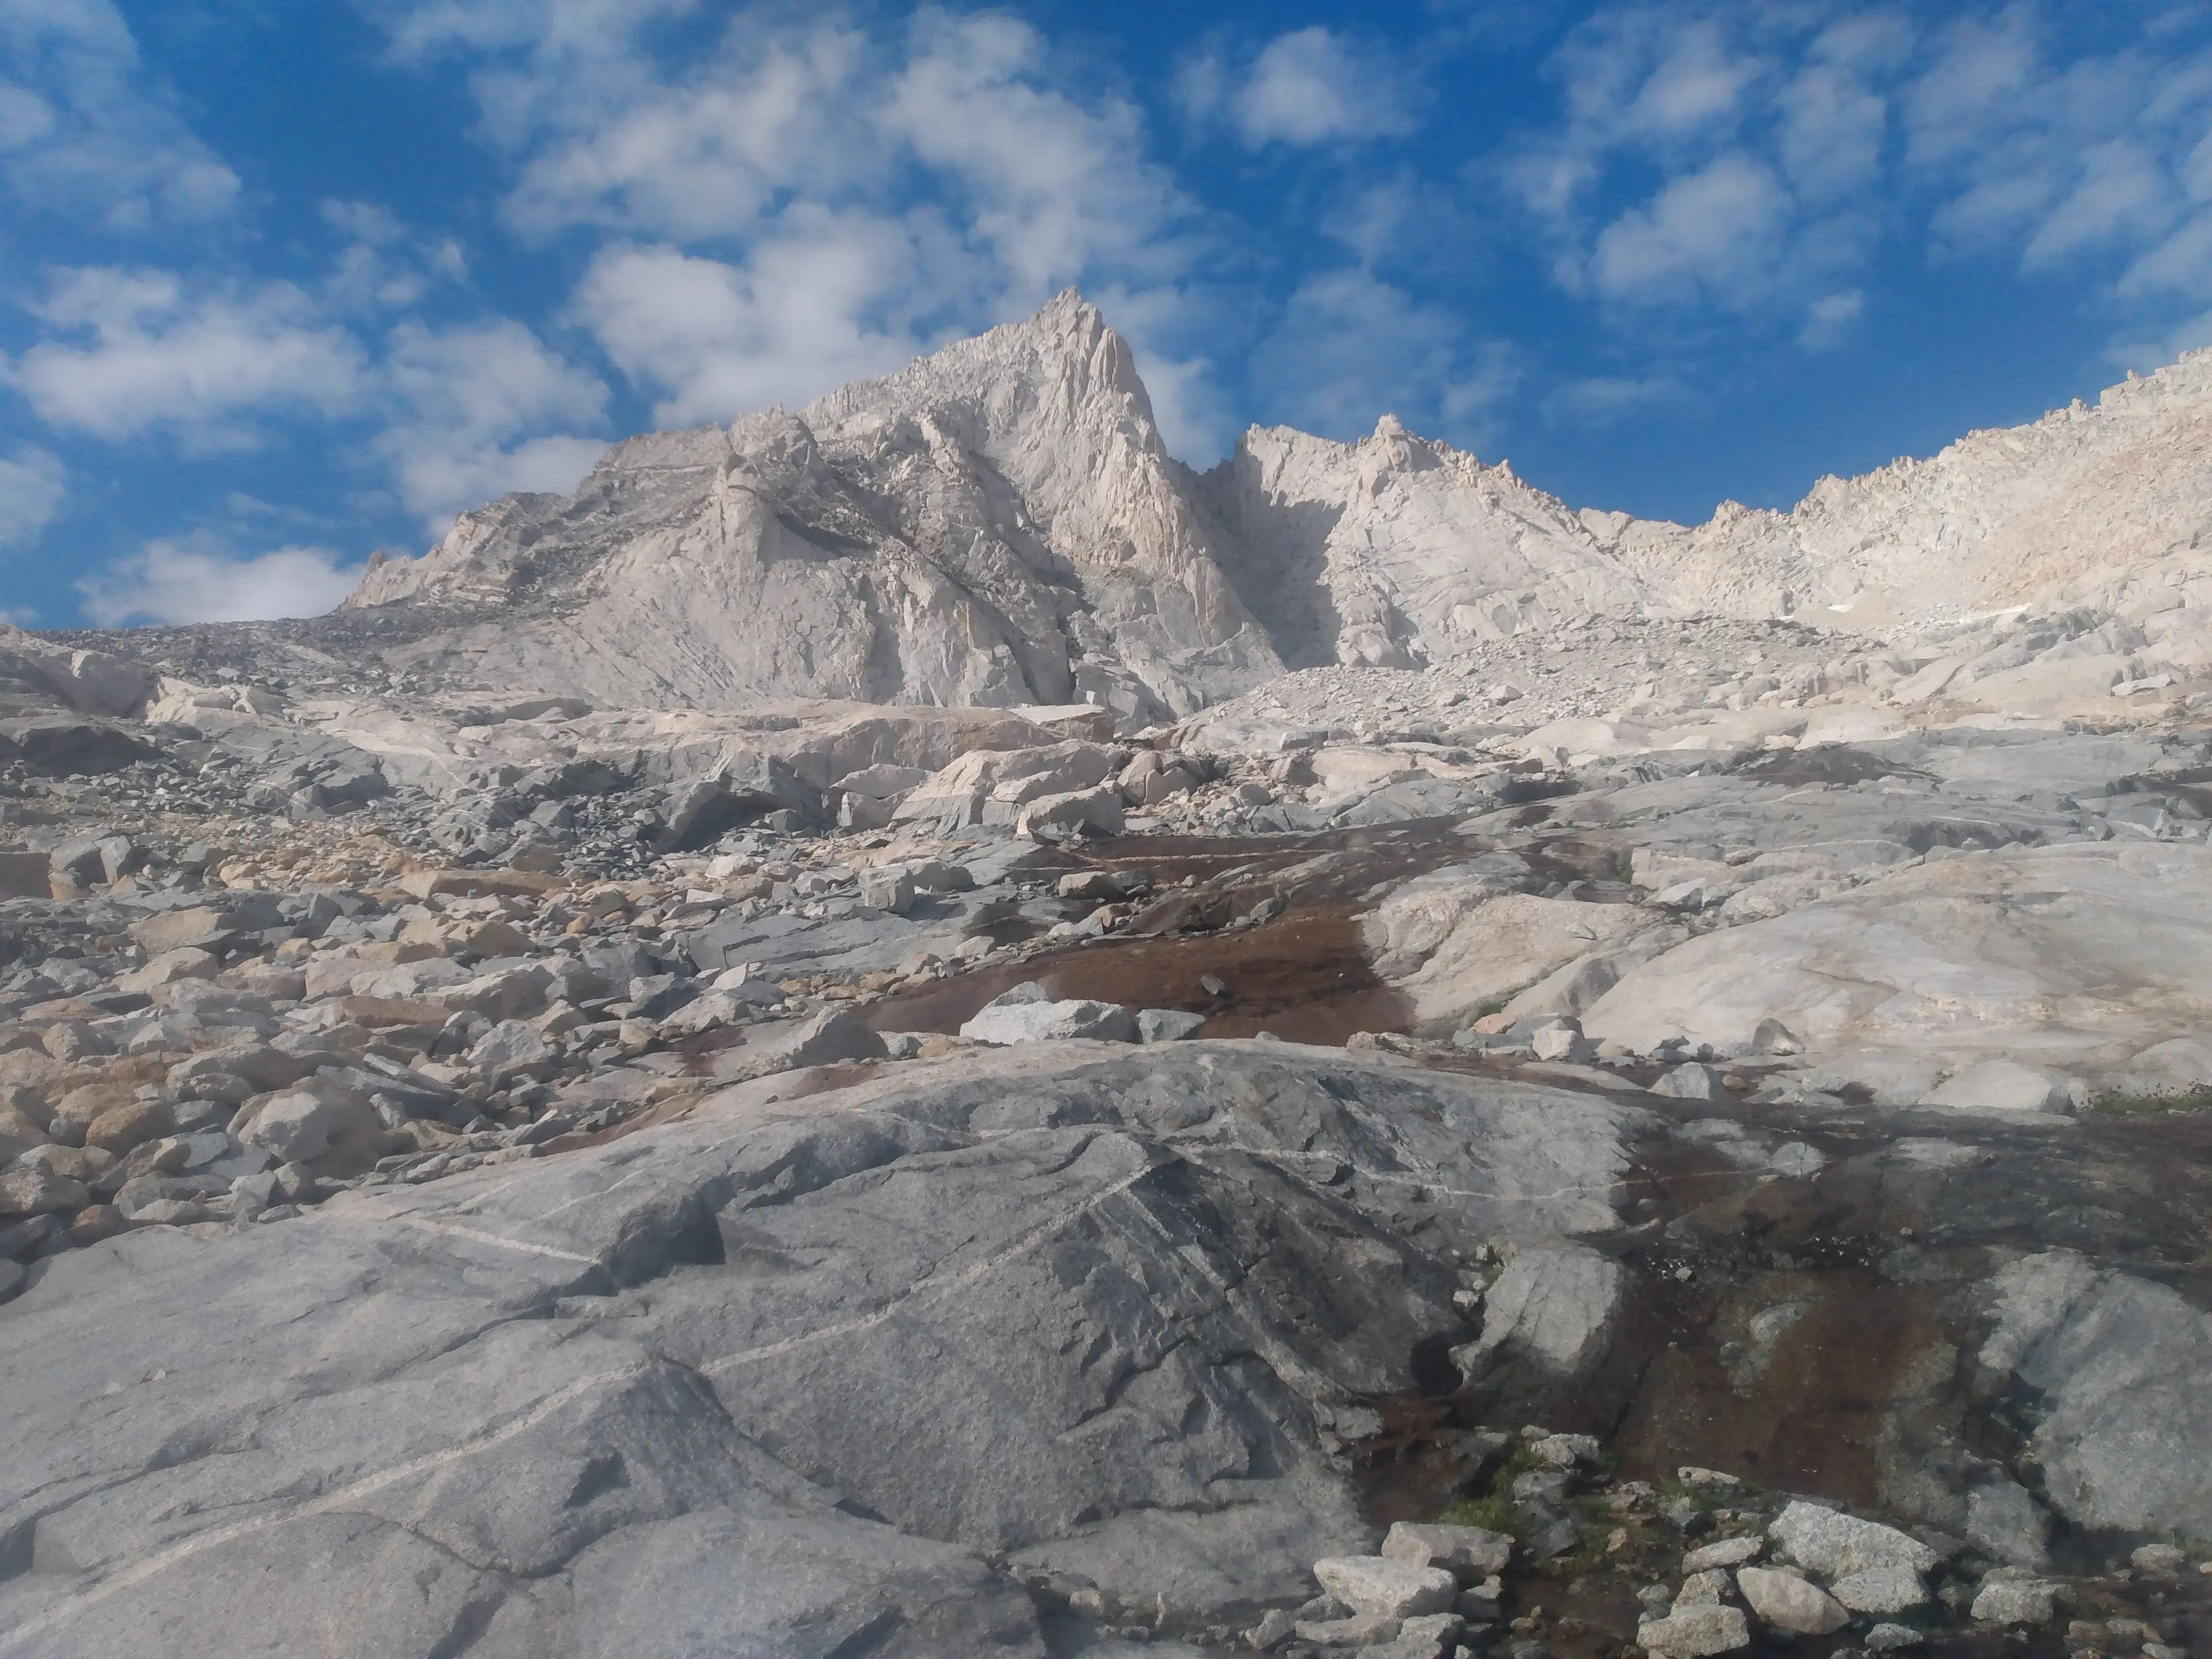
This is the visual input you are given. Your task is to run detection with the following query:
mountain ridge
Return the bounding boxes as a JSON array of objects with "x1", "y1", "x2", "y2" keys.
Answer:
[{"x1": 345, "y1": 290, "x2": 2212, "y2": 714}]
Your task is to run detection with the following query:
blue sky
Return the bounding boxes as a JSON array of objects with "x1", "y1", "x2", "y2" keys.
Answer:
[{"x1": 2, "y1": 0, "x2": 2210, "y2": 628}]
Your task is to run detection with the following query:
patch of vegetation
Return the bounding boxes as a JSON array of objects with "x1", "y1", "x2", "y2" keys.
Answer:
[
  {"x1": 1473, "y1": 998, "x2": 1510, "y2": 1020},
  {"x1": 2088, "y1": 1086, "x2": 2212, "y2": 1118},
  {"x1": 1439, "y1": 1438, "x2": 1546, "y2": 1536},
  {"x1": 1441, "y1": 1493, "x2": 1524, "y2": 1537}
]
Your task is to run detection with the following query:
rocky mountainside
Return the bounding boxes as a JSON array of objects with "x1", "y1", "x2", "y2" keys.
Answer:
[
  {"x1": 343, "y1": 294, "x2": 2212, "y2": 707},
  {"x1": 351, "y1": 292, "x2": 1281, "y2": 724},
  {"x1": 4, "y1": 302, "x2": 2212, "y2": 1657}
]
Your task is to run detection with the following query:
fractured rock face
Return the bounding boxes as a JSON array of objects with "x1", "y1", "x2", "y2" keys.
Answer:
[{"x1": 349, "y1": 293, "x2": 1281, "y2": 720}]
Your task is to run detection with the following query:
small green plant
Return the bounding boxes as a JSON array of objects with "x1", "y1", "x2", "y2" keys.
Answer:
[
  {"x1": 1439, "y1": 1438, "x2": 1546, "y2": 1536},
  {"x1": 1442, "y1": 1493, "x2": 1524, "y2": 1536},
  {"x1": 2088, "y1": 1086, "x2": 2212, "y2": 1118}
]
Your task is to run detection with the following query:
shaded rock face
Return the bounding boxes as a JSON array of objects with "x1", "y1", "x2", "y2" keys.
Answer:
[{"x1": 0, "y1": 1044, "x2": 1638, "y2": 1651}]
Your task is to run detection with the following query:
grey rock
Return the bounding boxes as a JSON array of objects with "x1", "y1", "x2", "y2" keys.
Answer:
[
  {"x1": 1312, "y1": 1556, "x2": 1457, "y2": 1619},
  {"x1": 1964, "y1": 1480, "x2": 2049, "y2": 1569},
  {"x1": 1978, "y1": 1251, "x2": 2212, "y2": 1539},
  {"x1": 0, "y1": 1045, "x2": 1635, "y2": 1646},
  {"x1": 1361, "y1": 1611, "x2": 1465, "y2": 1659},
  {"x1": 1865, "y1": 1624, "x2": 1925, "y2": 1651},
  {"x1": 2132, "y1": 1543, "x2": 2188, "y2": 1577},
  {"x1": 1380, "y1": 1521, "x2": 1512, "y2": 1581},
  {"x1": 731, "y1": 1007, "x2": 889, "y2": 1078},
  {"x1": 1637, "y1": 1604, "x2": 1751, "y2": 1657},
  {"x1": 1828, "y1": 1563, "x2": 1929, "y2": 1614},
  {"x1": 1681, "y1": 1533, "x2": 1765, "y2": 1573},
  {"x1": 960, "y1": 992, "x2": 1138, "y2": 1046},
  {"x1": 1737, "y1": 1566, "x2": 1849, "y2": 1635},
  {"x1": 1452, "y1": 1238, "x2": 1625, "y2": 1391},
  {"x1": 1651, "y1": 1062, "x2": 1727, "y2": 1101},
  {"x1": 1770, "y1": 1501, "x2": 1938, "y2": 1579},
  {"x1": 1135, "y1": 1009, "x2": 1206, "y2": 1044},
  {"x1": 1971, "y1": 1577, "x2": 2058, "y2": 1626}
]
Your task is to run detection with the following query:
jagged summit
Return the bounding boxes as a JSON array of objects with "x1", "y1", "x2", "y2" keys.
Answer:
[{"x1": 345, "y1": 296, "x2": 2212, "y2": 713}]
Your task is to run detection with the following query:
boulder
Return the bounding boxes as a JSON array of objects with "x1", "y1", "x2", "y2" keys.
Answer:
[
  {"x1": 115, "y1": 948, "x2": 221, "y2": 995},
  {"x1": 1737, "y1": 1566, "x2": 1849, "y2": 1635},
  {"x1": 1831, "y1": 1565, "x2": 1930, "y2": 1615},
  {"x1": 1380, "y1": 1521, "x2": 1512, "y2": 1581},
  {"x1": 1135, "y1": 1009, "x2": 1206, "y2": 1044},
  {"x1": 1453, "y1": 1238, "x2": 1624, "y2": 1387},
  {"x1": 84, "y1": 1098, "x2": 178, "y2": 1157},
  {"x1": 1920, "y1": 1060, "x2": 2076, "y2": 1115},
  {"x1": 129, "y1": 905, "x2": 243, "y2": 954},
  {"x1": 1311, "y1": 1556, "x2": 1457, "y2": 1619},
  {"x1": 858, "y1": 866, "x2": 916, "y2": 915},
  {"x1": 1972, "y1": 1577, "x2": 2058, "y2": 1626},
  {"x1": 1682, "y1": 1534, "x2": 1766, "y2": 1573},
  {"x1": 1016, "y1": 786, "x2": 1124, "y2": 839},
  {"x1": 1652, "y1": 1062, "x2": 1727, "y2": 1101},
  {"x1": 239, "y1": 1078, "x2": 381, "y2": 1168},
  {"x1": 960, "y1": 990, "x2": 1137, "y2": 1046},
  {"x1": 1637, "y1": 1604, "x2": 1751, "y2": 1657},
  {"x1": 1770, "y1": 1502, "x2": 1938, "y2": 1579},
  {"x1": 737, "y1": 1008, "x2": 888, "y2": 1075},
  {"x1": 0, "y1": 1165, "x2": 87, "y2": 1219}
]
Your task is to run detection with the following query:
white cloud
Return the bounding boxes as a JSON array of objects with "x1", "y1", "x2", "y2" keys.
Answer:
[
  {"x1": 1777, "y1": 58, "x2": 1889, "y2": 200},
  {"x1": 1227, "y1": 28, "x2": 1420, "y2": 147},
  {"x1": 1591, "y1": 153, "x2": 1793, "y2": 305},
  {"x1": 77, "y1": 537, "x2": 364, "y2": 626},
  {"x1": 502, "y1": 29, "x2": 866, "y2": 239},
  {"x1": 2106, "y1": 309, "x2": 2212, "y2": 374},
  {"x1": 1253, "y1": 268, "x2": 1512, "y2": 441},
  {"x1": 2022, "y1": 138, "x2": 2177, "y2": 268},
  {"x1": 881, "y1": 14, "x2": 1189, "y2": 300},
  {"x1": 377, "y1": 317, "x2": 610, "y2": 526},
  {"x1": 0, "y1": 0, "x2": 238, "y2": 228},
  {"x1": 1904, "y1": 9, "x2": 2212, "y2": 279},
  {"x1": 321, "y1": 198, "x2": 470, "y2": 312},
  {"x1": 1799, "y1": 288, "x2": 1865, "y2": 350},
  {"x1": 2124, "y1": 209, "x2": 2212, "y2": 301},
  {"x1": 12, "y1": 268, "x2": 367, "y2": 445},
  {"x1": 1542, "y1": 373, "x2": 1683, "y2": 427},
  {"x1": 363, "y1": 4, "x2": 1211, "y2": 425},
  {"x1": 575, "y1": 228, "x2": 918, "y2": 427},
  {"x1": 0, "y1": 445, "x2": 64, "y2": 546}
]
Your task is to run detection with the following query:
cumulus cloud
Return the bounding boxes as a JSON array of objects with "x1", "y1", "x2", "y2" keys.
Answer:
[
  {"x1": 1591, "y1": 153, "x2": 1793, "y2": 305},
  {"x1": 77, "y1": 536, "x2": 364, "y2": 626},
  {"x1": 0, "y1": 0, "x2": 238, "y2": 228},
  {"x1": 321, "y1": 198, "x2": 470, "y2": 312},
  {"x1": 0, "y1": 445, "x2": 65, "y2": 547},
  {"x1": 575, "y1": 227, "x2": 921, "y2": 428},
  {"x1": 1222, "y1": 28, "x2": 1421, "y2": 147},
  {"x1": 883, "y1": 14, "x2": 1190, "y2": 299},
  {"x1": 377, "y1": 317, "x2": 611, "y2": 527},
  {"x1": 12, "y1": 268, "x2": 367, "y2": 445},
  {"x1": 1497, "y1": 0, "x2": 2212, "y2": 364},
  {"x1": 1799, "y1": 289, "x2": 1865, "y2": 350},
  {"x1": 369, "y1": 5, "x2": 1207, "y2": 425},
  {"x1": 1541, "y1": 373, "x2": 1683, "y2": 427},
  {"x1": 1253, "y1": 268, "x2": 1511, "y2": 441},
  {"x1": 502, "y1": 28, "x2": 867, "y2": 239}
]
